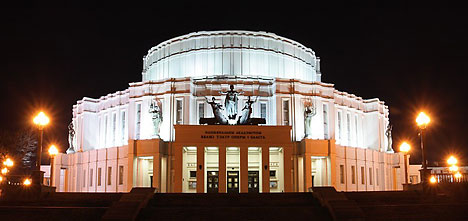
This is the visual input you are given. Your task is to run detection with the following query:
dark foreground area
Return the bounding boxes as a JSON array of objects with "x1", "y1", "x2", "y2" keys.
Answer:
[{"x1": 0, "y1": 185, "x2": 468, "y2": 220}]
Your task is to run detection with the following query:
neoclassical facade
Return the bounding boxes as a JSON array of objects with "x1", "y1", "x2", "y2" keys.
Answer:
[{"x1": 50, "y1": 31, "x2": 405, "y2": 193}]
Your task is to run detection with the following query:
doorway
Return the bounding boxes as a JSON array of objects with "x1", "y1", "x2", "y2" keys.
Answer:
[
  {"x1": 248, "y1": 171, "x2": 259, "y2": 193},
  {"x1": 207, "y1": 171, "x2": 219, "y2": 193},
  {"x1": 227, "y1": 171, "x2": 239, "y2": 193}
]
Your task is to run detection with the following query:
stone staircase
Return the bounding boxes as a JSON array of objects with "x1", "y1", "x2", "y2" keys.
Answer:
[{"x1": 137, "y1": 193, "x2": 332, "y2": 220}]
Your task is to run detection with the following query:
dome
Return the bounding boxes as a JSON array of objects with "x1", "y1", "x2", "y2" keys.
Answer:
[{"x1": 142, "y1": 30, "x2": 321, "y2": 82}]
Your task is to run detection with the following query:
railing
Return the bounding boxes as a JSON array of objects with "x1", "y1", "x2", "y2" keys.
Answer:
[{"x1": 433, "y1": 173, "x2": 468, "y2": 183}]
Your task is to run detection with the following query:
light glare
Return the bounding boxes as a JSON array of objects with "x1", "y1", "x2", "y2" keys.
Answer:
[
  {"x1": 429, "y1": 175, "x2": 437, "y2": 184},
  {"x1": 416, "y1": 112, "x2": 430, "y2": 128},
  {"x1": 399, "y1": 142, "x2": 411, "y2": 153},
  {"x1": 33, "y1": 111, "x2": 50, "y2": 127},
  {"x1": 447, "y1": 156, "x2": 458, "y2": 165},
  {"x1": 48, "y1": 145, "x2": 59, "y2": 157}
]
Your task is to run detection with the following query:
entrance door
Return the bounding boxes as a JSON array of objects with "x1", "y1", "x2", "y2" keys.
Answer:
[
  {"x1": 207, "y1": 171, "x2": 219, "y2": 193},
  {"x1": 227, "y1": 171, "x2": 239, "y2": 193},
  {"x1": 248, "y1": 171, "x2": 259, "y2": 193}
]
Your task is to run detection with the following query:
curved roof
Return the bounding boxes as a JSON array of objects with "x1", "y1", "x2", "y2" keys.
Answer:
[{"x1": 142, "y1": 30, "x2": 321, "y2": 82}]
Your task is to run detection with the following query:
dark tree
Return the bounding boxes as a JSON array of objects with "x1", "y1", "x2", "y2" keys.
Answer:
[{"x1": 0, "y1": 128, "x2": 37, "y2": 174}]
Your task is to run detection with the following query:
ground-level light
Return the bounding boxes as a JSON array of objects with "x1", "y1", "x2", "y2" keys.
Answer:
[
  {"x1": 429, "y1": 175, "x2": 437, "y2": 184},
  {"x1": 23, "y1": 178, "x2": 32, "y2": 186}
]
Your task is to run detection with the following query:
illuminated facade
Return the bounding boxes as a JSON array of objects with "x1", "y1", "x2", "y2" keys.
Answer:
[{"x1": 51, "y1": 31, "x2": 405, "y2": 193}]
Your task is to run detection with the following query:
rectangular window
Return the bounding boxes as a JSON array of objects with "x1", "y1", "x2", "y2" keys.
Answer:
[
  {"x1": 136, "y1": 103, "x2": 141, "y2": 139},
  {"x1": 361, "y1": 166, "x2": 365, "y2": 185},
  {"x1": 282, "y1": 100, "x2": 289, "y2": 125},
  {"x1": 351, "y1": 166, "x2": 356, "y2": 184},
  {"x1": 355, "y1": 115, "x2": 358, "y2": 146},
  {"x1": 323, "y1": 104, "x2": 329, "y2": 139},
  {"x1": 347, "y1": 113, "x2": 351, "y2": 144},
  {"x1": 369, "y1": 167, "x2": 373, "y2": 185},
  {"x1": 90, "y1": 169, "x2": 93, "y2": 187},
  {"x1": 198, "y1": 102, "x2": 204, "y2": 121},
  {"x1": 340, "y1": 165, "x2": 345, "y2": 184},
  {"x1": 376, "y1": 169, "x2": 379, "y2": 186},
  {"x1": 119, "y1": 166, "x2": 124, "y2": 185},
  {"x1": 176, "y1": 99, "x2": 183, "y2": 125},
  {"x1": 83, "y1": 170, "x2": 86, "y2": 188},
  {"x1": 121, "y1": 111, "x2": 126, "y2": 143},
  {"x1": 112, "y1": 113, "x2": 117, "y2": 146},
  {"x1": 98, "y1": 117, "x2": 101, "y2": 147},
  {"x1": 337, "y1": 112, "x2": 342, "y2": 141},
  {"x1": 108, "y1": 167, "x2": 112, "y2": 186},
  {"x1": 98, "y1": 168, "x2": 102, "y2": 186},
  {"x1": 260, "y1": 102, "x2": 267, "y2": 119},
  {"x1": 104, "y1": 115, "x2": 108, "y2": 147}
]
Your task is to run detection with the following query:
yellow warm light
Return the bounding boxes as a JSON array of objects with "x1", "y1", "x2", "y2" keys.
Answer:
[
  {"x1": 3, "y1": 158, "x2": 13, "y2": 167},
  {"x1": 1, "y1": 167, "x2": 7, "y2": 175},
  {"x1": 447, "y1": 156, "x2": 458, "y2": 165},
  {"x1": 454, "y1": 172, "x2": 462, "y2": 179},
  {"x1": 33, "y1": 111, "x2": 50, "y2": 127},
  {"x1": 449, "y1": 165, "x2": 459, "y2": 172},
  {"x1": 429, "y1": 175, "x2": 437, "y2": 184},
  {"x1": 416, "y1": 112, "x2": 430, "y2": 128},
  {"x1": 23, "y1": 178, "x2": 32, "y2": 186},
  {"x1": 0, "y1": 175, "x2": 3, "y2": 182},
  {"x1": 399, "y1": 142, "x2": 411, "y2": 153},
  {"x1": 48, "y1": 145, "x2": 59, "y2": 157}
]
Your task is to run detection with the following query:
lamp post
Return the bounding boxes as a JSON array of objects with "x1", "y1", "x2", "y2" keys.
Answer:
[
  {"x1": 416, "y1": 112, "x2": 430, "y2": 185},
  {"x1": 33, "y1": 111, "x2": 49, "y2": 184},
  {"x1": 48, "y1": 145, "x2": 58, "y2": 186},
  {"x1": 399, "y1": 142, "x2": 411, "y2": 184}
]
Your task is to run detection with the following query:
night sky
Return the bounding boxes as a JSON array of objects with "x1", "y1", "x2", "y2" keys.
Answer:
[{"x1": 1, "y1": 7, "x2": 467, "y2": 165}]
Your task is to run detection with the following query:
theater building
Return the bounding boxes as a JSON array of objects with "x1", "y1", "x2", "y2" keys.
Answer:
[{"x1": 50, "y1": 30, "x2": 405, "y2": 193}]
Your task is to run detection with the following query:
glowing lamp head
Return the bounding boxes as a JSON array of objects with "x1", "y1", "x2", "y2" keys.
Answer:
[
  {"x1": 449, "y1": 165, "x2": 459, "y2": 172},
  {"x1": 3, "y1": 158, "x2": 13, "y2": 167},
  {"x1": 48, "y1": 145, "x2": 59, "y2": 157},
  {"x1": 1, "y1": 167, "x2": 7, "y2": 175},
  {"x1": 416, "y1": 112, "x2": 430, "y2": 128},
  {"x1": 399, "y1": 142, "x2": 411, "y2": 153},
  {"x1": 447, "y1": 156, "x2": 458, "y2": 165},
  {"x1": 33, "y1": 112, "x2": 50, "y2": 127},
  {"x1": 429, "y1": 175, "x2": 437, "y2": 184},
  {"x1": 454, "y1": 172, "x2": 462, "y2": 179},
  {"x1": 0, "y1": 175, "x2": 3, "y2": 182},
  {"x1": 23, "y1": 178, "x2": 32, "y2": 186}
]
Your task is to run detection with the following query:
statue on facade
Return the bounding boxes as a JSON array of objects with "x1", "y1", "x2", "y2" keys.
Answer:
[
  {"x1": 149, "y1": 99, "x2": 163, "y2": 138},
  {"x1": 385, "y1": 124, "x2": 394, "y2": 152},
  {"x1": 238, "y1": 96, "x2": 257, "y2": 125},
  {"x1": 206, "y1": 97, "x2": 228, "y2": 125},
  {"x1": 220, "y1": 85, "x2": 243, "y2": 120},
  {"x1": 304, "y1": 100, "x2": 317, "y2": 138},
  {"x1": 66, "y1": 122, "x2": 75, "y2": 154}
]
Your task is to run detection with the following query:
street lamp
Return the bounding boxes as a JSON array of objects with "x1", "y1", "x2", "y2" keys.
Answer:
[
  {"x1": 33, "y1": 112, "x2": 49, "y2": 168},
  {"x1": 3, "y1": 158, "x2": 14, "y2": 167},
  {"x1": 399, "y1": 142, "x2": 411, "y2": 184},
  {"x1": 416, "y1": 112, "x2": 430, "y2": 185},
  {"x1": 447, "y1": 155, "x2": 459, "y2": 182},
  {"x1": 48, "y1": 145, "x2": 58, "y2": 186}
]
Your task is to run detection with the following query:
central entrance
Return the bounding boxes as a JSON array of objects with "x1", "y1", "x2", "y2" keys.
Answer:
[
  {"x1": 227, "y1": 171, "x2": 239, "y2": 193},
  {"x1": 207, "y1": 171, "x2": 219, "y2": 193}
]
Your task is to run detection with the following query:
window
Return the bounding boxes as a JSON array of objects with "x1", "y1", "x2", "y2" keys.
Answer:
[
  {"x1": 282, "y1": 100, "x2": 290, "y2": 125},
  {"x1": 121, "y1": 111, "x2": 126, "y2": 144},
  {"x1": 108, "y1": 167, "x2": 112, "y2": 186},
  {"x1": 376, "y1": 169, "x2": 379, "y2": 186},
  {"x1": 190, "y1": 171, "x2": 196, "y2": 178},
  {"x1": 98, "y1": 117, "x2": 101, "y2": 147},
  {"x1": 176, "y1": 99, "x2": 183, "y2": 125},
  {"x1": 90, "y1": 169, "x2": 93, "y2": 187},
  {"x1": 340, "y1": 165, "x2": 345, "y2": 184},
  {"x1": 354, "y1": 115, "x2": 358, "y2": 146},
  {"x1": 270, "y1": 170, "x2": 277, "y2": 178},
  {"x1": 198, "y1": 102, "x2": 204, "y2": 121},
  {"x1": 83, "y1": 170, "x2": 86, "y2": 188},
  {"x1": 347, "y1": 113, "x2": 351, "y2": 144},
  {"x1": 98, "y1": 168, "x2": 102, "y2": 186},
  {"x1": 136, "y1": 103, "x2": 141, "y2": 139},
  {"x1": 337, "y1": 112, "x2": 342, "y2": 141},
  {"x1": 361, "y1": 166, "x2": 365, "y2": 185},
  {"x1": 260, "y1": 102, "x2": 267, "y2": 119},
  {"x1": 369, "y1": 167, "x2": 373, "y2": 185},
  {"x1": 104, "y1": 115, "x2": 108, "y2": 147},
  {"x1": 351, "y1": 166, "x2": 356, "y2": 184},
  {"x1": 119, "y1": 166, "x2": 124, "y2": 185},
  {"x1": 112, "y1": 113, "x2": 116, "y2": 146},
  {"x1": 323, "y1": 104, "x2": 329, "y2": 139}
]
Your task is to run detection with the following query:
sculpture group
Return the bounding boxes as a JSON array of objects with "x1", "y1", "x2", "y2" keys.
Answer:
[{"x1": 201, "y1": 85, "x2": 265, "y2": 125}]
